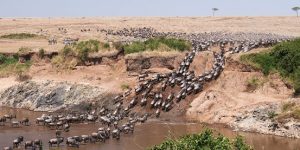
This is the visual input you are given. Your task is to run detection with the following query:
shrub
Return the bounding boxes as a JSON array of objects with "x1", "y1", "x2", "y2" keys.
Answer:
[
  {"x1": 120, "y1": 83, "x2": 130, "y2": 90},
  {"x1": 240, "y1": 53, "x2": 275, "y2": 75},
  {"x1": 240, "y1": 39, "x2": 300, "y2": 95},
  {"x1": 245, "y1": 77, "x2": 265, "y2": 92},
  {"x1": 234, "y1": 135, "x2": 252, "y2": 150},
  {"x1": 0, "y1": 33, "x2": 38, "y2": 39},
  {"x1": 18, "y1": 47, "x2": 32, "y2": 55},
  {"x1": 124, "y1": 37, "x2": 191, "y2": 54},
  {"x1": 38, "y1": 48, "x2": 45, "y2": 58},
  {"x1": 51, "y1": 55, "x2": 77, "y2": 70},
  {"x1": 278, "y1": 107, "x2": 300, "y2": 122},
  {"x1": 103, "y1": 43, "x2": 110, "y2": 49},
  {"x1": 51, "y1": 55, "x2": 64, "y2": 68},
  {"x1": 267, "y1": 111, "x2": 278, "y2": 119},
  {"x1": 0, "y1": 54, "x2": 31, "y2": 77},
  {"x1": 52, "y1": 40, "x2": 100, "y2": 68},
  {"x1": 124, "y1": 42, "x2": 145, "y2": 54},
  {"x1": 61, "y1": 46, "x2": 74, "y2": 57},
  {"x1": 74, "y1": 40, "x2": 100, "y2": 62},
  {"x1": 0, "y1": 54, "x2": 6, "y2": 64},
  {"x1": 150, "y1": 129, "x2": 252, "y2": 150},
  {"x1": 282, "y1": 102, "x2": 296, "y2": 112}
]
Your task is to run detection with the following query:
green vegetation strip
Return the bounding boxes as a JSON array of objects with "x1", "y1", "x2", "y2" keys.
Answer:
[
  {"x1": 0, "y1": 33, "x2": 39, "y2": 39},
  {"x1": 52, "y1": 38, "x2": 190, "y2": 69},
  {"x1": 0, "y1": 54, "x2": 31, "y2": 77},
  {"x1": 124, "y1": 38, "x2": 191, "y2": 54},
  {"x1": 150, "y1": 129, "x2": 252, "y2": 150},
  {"x1": 52, "y1": 39, "x2": 111, "y2": 69},
  {"x1": 240, "y1": 39, "x2": 300, "y2": 94}
]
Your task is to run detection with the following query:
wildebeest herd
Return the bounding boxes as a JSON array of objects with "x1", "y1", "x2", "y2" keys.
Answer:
[{"x1": 1, "y1": 27, "x2": 292, "y2": 149}]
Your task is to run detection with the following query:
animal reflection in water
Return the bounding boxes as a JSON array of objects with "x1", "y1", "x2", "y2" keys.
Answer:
[{"x1": 1, "y1": 27, "x2": 292, "y2": 149}]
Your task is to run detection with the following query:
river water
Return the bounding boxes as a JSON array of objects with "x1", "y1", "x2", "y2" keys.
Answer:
[{"x1": 1, "y1": 107, "x2": 300, "y2": 150}]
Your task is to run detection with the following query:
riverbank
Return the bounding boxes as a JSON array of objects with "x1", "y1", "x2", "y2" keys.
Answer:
[{"x1": 1, "y1": 107, "x2": 300, "y2": 150}]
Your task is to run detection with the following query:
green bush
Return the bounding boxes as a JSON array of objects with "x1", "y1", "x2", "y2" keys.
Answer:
[
  {"x1": 240, "y1": 39, "x2": 300, "y2": 94},
  {"x1": 150, "y1": 129, "x2": 252, "y2": 150},
  {"x1": 0, "y1": 54, "x2": 18, "y2": 65},
  {"x1": 74, "y1": 40, "x2": 100, "y2": 62},
  {"x1": 0, "y1": 54, "x2": 31, "y2": 77},
  {"x1": 0, "y1": 33, "x2": 38, "y2": 39},
  {"x1": 240, "y1": 53, "x2": 275, "y2": 75},
  {"x1": 103, "y1": 43, "x2": 110, "y2": 49},
  {"x1": 0, "y1": 54, "x2": 6, "y2": 64},
  {"x1": 267, "y1": 111, "x2": 278, "y2": 119},
  {"x1": 61, "y1": 46, "x2": 74, "y2": 57},
  {"x1": 124, "y1": 41, "x2": 146, "y2": 54},
  {"x1": 234, "y1": 135, "x2": 252, "y2": 150},
  {"x1": 53, "y1": 39, "x2": 100, "y2": 68},
  {"x1": 124, "y1": 37, "x2": 191, "y2": 54},
  {"x1": 38, "y1": 48, "x2": 45, "y2": 58}
]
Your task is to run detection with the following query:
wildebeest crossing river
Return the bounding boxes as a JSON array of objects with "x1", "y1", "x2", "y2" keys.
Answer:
[{"x1": 1, "y1": 107, "x2": 300, "y2": 150}]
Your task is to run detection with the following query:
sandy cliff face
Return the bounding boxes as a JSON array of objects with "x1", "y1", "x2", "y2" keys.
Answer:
[{"x1": 186, "y1": 58, "x2": 300, "y2": 137}]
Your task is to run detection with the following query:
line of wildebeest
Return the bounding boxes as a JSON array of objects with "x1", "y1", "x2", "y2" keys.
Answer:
[{"x1": 1, "y1": 27, "x2": 293, "y2": 150}]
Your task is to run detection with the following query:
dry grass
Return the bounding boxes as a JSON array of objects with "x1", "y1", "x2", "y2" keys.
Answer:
[
  {"x1": 245, "y1": 77, "x2": 267, "y2": 92},
  {"x1": 277, "y1": 102, "x2": 300, "y2": 122},
  {"x1": 125, "y1": 49, "x2": 181, "y2": 59},
  {"x1": 0, "y1": 17, "x2": 299, "y2": 53}
]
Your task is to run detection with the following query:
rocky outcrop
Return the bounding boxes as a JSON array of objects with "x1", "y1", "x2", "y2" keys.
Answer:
[
  {"x1": 231, "y1": 103, "x2": 300, "y2": 138},
  {"x1": 0, "y1": 81, "x2": 114, "y2": 112}
]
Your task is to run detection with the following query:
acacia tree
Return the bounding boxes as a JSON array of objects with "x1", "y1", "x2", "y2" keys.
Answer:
[
  {"x1": 212, "y1": 8, "x2": 219, "y2": 16},
  {"x1": 292, "y1": 7, "x2": 300, "y2": 17}
]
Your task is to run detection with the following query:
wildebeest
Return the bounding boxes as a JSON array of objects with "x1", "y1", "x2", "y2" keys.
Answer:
[
  {"x1": 48, "y1": 137, "x2": 64, "y2": 147},
  {"x1": 13, "y1": 136, "x2": 24, "y2": 148}
]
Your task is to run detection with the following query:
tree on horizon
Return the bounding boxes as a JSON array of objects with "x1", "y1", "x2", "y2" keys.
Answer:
[
  {"x1": 212, "y1": 8, "x2": 219, "y2": 17},
  {"x1": 292, "y1": 7, "x2": 300, "y2": 17}
]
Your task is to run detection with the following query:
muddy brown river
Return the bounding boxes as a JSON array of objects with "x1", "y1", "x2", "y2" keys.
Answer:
[{"x1": 1, "y1": 107, "x2": 300, "y2": 150}]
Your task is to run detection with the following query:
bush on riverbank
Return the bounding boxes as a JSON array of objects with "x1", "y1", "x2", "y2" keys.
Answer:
[
  {"x1": 124, "y1": 38, "x2": 191, "y2": 54},
  {"x1": 240, "y1": 39, "x2": 300, "y2": 95},
  {"x1": 51, "y1": 39, "x2": 112, "y2": 69},
  {"x1": 277, "y1": 102, "x2": 300, "y2": 122},
  {"x1": 0, "y1": 33, "x2": 39, "y2": 39},
  {"x1": 0, "y1": 54, "x2": 31, "y2": 77},
  {"x1": 150, "y1": 129, "x2": 252, "y2": 150}
]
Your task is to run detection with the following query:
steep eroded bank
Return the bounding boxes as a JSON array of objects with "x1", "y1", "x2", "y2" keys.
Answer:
[{"x1": 187, "y1": 57, "x2": 300, "y2": 138}]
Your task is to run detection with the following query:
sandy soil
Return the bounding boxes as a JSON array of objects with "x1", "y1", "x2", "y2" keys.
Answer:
[
  {"x1": 186, "y1": 54, "x2": 295, "y2": 124},
  {"x1": 0, "y1": 17, "x2": 299, "y2": 53},
  {"x1": 0, "y1": 77, "x2": 18, "y2": 91},
  {"x1": 28, "y1": 59, "x2": 138, "y2": 93}
]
